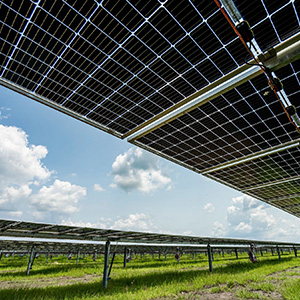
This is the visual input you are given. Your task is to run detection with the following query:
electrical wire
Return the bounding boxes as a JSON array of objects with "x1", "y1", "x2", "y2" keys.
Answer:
[{"x1": 214, "y1": 0, "x2": 300, "y2": 133}]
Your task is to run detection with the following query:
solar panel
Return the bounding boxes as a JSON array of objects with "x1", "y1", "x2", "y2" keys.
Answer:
[
  {"x1": 0, "y1": 0, "x2": 296, "y2": 137},
  {"x1": 0, "y1": 219, "x2": 298, "y2": 247},
  {"x1": 1, "y1": 1, "x2": 300, "y2": 217}
]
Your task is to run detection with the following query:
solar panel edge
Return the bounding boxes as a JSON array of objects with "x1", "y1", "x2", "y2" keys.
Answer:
[
  {"x1": 131, "y1": 139, "x2": 201, "y2": 174},
  {"x1": 0, "y1": 77, "x2": 124, "y2": 139}
]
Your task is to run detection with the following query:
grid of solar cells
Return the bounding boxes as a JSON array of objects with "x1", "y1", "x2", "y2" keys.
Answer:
[
  {"x1": 235, "y1": 0, "x2": 300, "y2": 52},
  {"x1": 134, "y1": 62, "x2": 300, "y2": 172},
  {"x1": 248, "y1": 179, "x2": 300, "y2": 199},
  {"x1": 0, "y1": 0, "x2": 299, "y2": 136},
  {"x1": 269, "y1": 195, "x2": 300, "y2": 215},
  {"x1": 208, "y1": 147, "x2": 300, "y2": 190},
  {"x1": 246, "y1": 179, "x2": 300, "y2": 216}
]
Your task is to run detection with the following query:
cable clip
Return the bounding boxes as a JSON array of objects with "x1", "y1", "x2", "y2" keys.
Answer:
[{"x1": 235, "y1": 21, "x2": 254, "y2": 43}]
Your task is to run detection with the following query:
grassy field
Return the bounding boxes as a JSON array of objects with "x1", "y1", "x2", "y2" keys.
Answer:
[{"x1": 0, "y1": 250, "x2": 299, "y2": 299}]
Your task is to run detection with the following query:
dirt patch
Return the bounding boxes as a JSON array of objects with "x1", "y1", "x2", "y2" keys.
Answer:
[
  {"x1": 154, "y1": 287, "x2": 285, "y2": 300},
  {"x1": 267, "y1": 266, "x2": 300, "y2": 278},
  {"x1": 0, "y1": 273, "x2": 100, "y2": 289}
]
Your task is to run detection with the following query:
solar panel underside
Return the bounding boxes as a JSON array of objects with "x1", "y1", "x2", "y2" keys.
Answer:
[
  {"x1": 1, "y1": 0, "x2": 300, "y2": 217},
  {"x1": 133, "y1": 62, "x2": 300, "y2": 216},
  {"x1": 0, "y1": 0, "x2": 298, "y2": 136}
]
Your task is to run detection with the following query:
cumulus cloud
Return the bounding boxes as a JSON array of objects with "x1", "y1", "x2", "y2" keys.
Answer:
[
  {"x1": 210, "y1": 194, "x2": 300, "y2": 242},
  {"x1": 211, "y1": 221, "x2": 227, "y2": 237},
  {"x1": 111, "y1": 147, "x2": 171, "y2": 193},
  {"x1": 30, "y1": 179, "x2": 86, "y2": 219},
  {"x1": 226, "y1": 195, "x2": 274, "y2": 237},
  {"x1": 203, "y1": 203, "x2": 215, "y2": 213},
  {"x1": 0, "y1": 125, "x2": 51, "y2": 187},
  {"x1": 110, "y1": 213, "x2": 156, "y2": 232},
  {"x1": 0, "y1": 124, "x2": 86, "y2": 220},
  {"x1": 0, "y1": 185, "x2": 32, "y2": 211},
  {"x1": 93, "y1": 184, "x2": 105, "y2": 192}
]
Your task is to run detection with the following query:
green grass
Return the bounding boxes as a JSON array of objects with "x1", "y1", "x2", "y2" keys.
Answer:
[{"x1": 0, "y1": 252, "x2": 299, "y2": 299}]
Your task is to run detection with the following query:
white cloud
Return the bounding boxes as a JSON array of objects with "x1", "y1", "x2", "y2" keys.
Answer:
[
  {"x1": 8, "y1": 211, "x2": 23, "y2": 218},
  {"x1": 0, "y1": 124, "x2": 87, "y2": 221},
  {"x1": 61, "y1": 219, "x2": 108, "y2": 229},
  {"x1": 62, "y1": 213, "x2": 158, "y2": 233},
  {"x1": 30, "y1": 179, "x2": 86, "y2": 219},
  {"x1": 212, "y1": 194, "x2": 300, "y2": 242},
  {"x1": 111, "y1": 213, "x2": 156, "y2": 232},
  {"x1": 203, "y1": 203, "x2": 215, "y2": 213},
  {"x1": 0, "y1": 125, "x2": 51, "y2": 188},
  {"x1": 93, "y1": 184, "x2": 105, "y2": 192},
  {"x1": 0, "y1": 185, "x2": 32, "y2": 211},
  {"x1": 111, "y1": 147, "x2": 171, "y2": 193},
  {"x1": 211, "y1": 221, "x2": 227, "y2": 237}
]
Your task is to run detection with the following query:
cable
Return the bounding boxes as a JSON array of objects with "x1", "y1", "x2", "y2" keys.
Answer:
[{"x1": 214, "y1": 0, "x2": 300, "y2": 134}]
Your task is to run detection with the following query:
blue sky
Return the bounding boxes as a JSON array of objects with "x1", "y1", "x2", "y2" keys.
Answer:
[{"x1": 0, "y1": 85, "x2": 299, "y2": 242}]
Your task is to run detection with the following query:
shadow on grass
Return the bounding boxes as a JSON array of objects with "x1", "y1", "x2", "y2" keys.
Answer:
[{"x1": 0, "y1": 256, "x2": 295, "y2": 300}]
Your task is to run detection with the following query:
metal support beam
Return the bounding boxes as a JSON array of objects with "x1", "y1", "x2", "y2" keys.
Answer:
[
  {"x1": 0, "y1": 251, "x2": 2, "y2": 260},
  {"x1": 123, "y1": 247, "x2": 127, "y2": 268},
  {"x1": 26, "y1": 246, "x2": 34, "y2": 276},
  {"x1": 235, "y1": 249, "x2": 238, "y2": 259},
  {"x1": 76, "y1": 250, "x2": 80, "y2": 265},
  {"x1": 46, "y1": 250, "x2": 50, "y2": 263},
  {"x1": 103, "y1": 241, "x2": 110, "y2": 288},
  {"x1": 277, "y1": 246, "x2": 281, "y2": 260},
  {"x1": 271, "y1": 248, "x2": 274, "y2": 256},
  {"x1": 293, "y1": 246, "x2": 297, "y2": 258},
  {"x1": 260, "y1": 250, "x2": 263, "y2": 257},
  {"x1": 207, "y1": 244, "x2": 213, "y2": 272}
]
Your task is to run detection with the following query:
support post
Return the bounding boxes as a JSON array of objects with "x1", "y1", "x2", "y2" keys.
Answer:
[
  {"x1": 76, "y1": 250, "x2": 80, "y2": 265},
  {"x1": 277, "y1": 245, "x2": 281, "y2": 260},
  {"x1": 207, "y1": 244, "x2": 213, "y2": 272},
  {"x1": 293, "y1": 246, "x2": 297, "y2": 258},
  {"x1": 26, "y1": 246, "x2": 35, "y2": 275},
  {"x1": 103, "y1": 240, "x2": 110, "y2": 288},
  {"x1": 222, "y1": 249, "x2": 224, "y2": 257},
  {"x1": 159, "y1": 251, "x2": 161, "y2": 260},
  {"x1": 123, "y1": 247, "x2": 127, "y2": 268},
  {"x1": 165, "y1": 253, "x2": 167, "y2": 260},
  {"x1": 46, "y1": 250, "x2": 50, "y2": 263},
  {"x1": 271, "y1": 248, "x2": 274, "y2": 256},
  {"x1": 260, "y1": 250, "x2": 263, "y2": 257},
  {"x1": 235, "y1": 249, "x2": 238, "y2": 259},
  {"x1": 0, "y1": 251, "x2": 2, "y2": 260}
]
